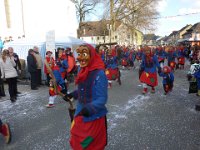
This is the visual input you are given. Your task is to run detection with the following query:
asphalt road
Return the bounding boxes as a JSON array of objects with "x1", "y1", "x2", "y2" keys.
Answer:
[{"x1": 0, "y1": 61, "x2": 200, "y2": 150}]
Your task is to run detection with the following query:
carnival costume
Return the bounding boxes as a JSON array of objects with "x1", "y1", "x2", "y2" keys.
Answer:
[{"x1": 68, "y1": 44, "x2": 108, "y2": 150}]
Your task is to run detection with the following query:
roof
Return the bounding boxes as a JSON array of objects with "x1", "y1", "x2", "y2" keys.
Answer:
[
  {"x1": 143, "y1": 34, "x2": 160, "y2": 41},
  {"x1": 79, "y1": 20, "x2": 122, "y2": 37},
  {"x1": 182, "y1": 22, "x2": 200, "y2": 36},
  {"x1": 168, "y1": 31, "x2": 178, "y2": 37},
  {"x1": 177, "y1": 24, "x2": 192, "y2": 33}
]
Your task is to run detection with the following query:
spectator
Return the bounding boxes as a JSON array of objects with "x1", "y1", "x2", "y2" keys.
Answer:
[
  {"x1": 33, "y1": 46, "x2": 43, "y2": 86},
  {"x1": 0, "y1": 118, "x2": 11, "y2": 144},
  {"x1": 0, "y1": 69, "x2": 6, "y2": 97},
  {"x1": 8, "y1": 47, "x2": 22, "y2": 94},
  {"x1": 27, "y1": 49, "x2": 38, "y2": 90},
  {"x1": 0, "y1": 49, "x2": 18, "y2": 102}
]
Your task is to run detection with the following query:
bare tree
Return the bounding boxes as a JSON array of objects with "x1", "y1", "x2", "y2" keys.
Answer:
[
  {"x1": 70, "y1": 0, "x2": 102, "y2": 22},
  {"x1": 71, "y1": 0, "x2": 103, "y2": 38},
  {"x1": 102, "y1": 0, "x2": 160, "y2": 32}
]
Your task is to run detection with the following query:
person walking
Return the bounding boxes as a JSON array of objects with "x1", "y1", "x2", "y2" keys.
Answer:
[
  {"x1": 27, "y1": 49, "x2": 38, "y2": 90},
  {"x1": 139, "y1": 46, "x2": 161, "y2": 94},
  {"x1": 67, "y1": 44, "x2": 108, "y2": 150},
  {"x1": 0, "y1": 50, "x2": 18, "y2": 102}
]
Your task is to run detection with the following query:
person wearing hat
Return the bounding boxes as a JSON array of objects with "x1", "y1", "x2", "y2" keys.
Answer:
[
  {"x1": 44, "y1": 51, "x2": 55, "y2": 86},
  {"x1": 139, "y1": 46, "x2": 161, "y2": 94},
  {"x1": 67, "y1": 44, "x2": 108, "y2": 150},
  {"x1": 159, "y1": 66, "x2": 174, "y2": 95}
]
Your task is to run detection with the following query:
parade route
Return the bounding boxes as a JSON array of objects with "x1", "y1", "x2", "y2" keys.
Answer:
[{"x1": 0, "y1": 62, "x2": 200, "y2": 150}]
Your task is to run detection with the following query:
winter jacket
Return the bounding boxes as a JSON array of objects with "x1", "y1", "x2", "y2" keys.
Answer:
[
  {"x1": 0, "y1": 57, "x2": 18, "y2": 79},
  {"x1": 34, "y1": 52, "x2": 43, "y2": 69},
  {"x1": 27, "y1": 54, "x2": 37, "y2": 73}
]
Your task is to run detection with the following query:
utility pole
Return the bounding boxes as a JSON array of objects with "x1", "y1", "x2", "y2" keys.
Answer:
[
  {"x1": 21, "y1": 0, "x2": 25, "y2": 37},
  {"x1": 110, "y1": 0, "x2": 114, "y2": 44},
  {"x1": 4, "y1": 0, "x2": 11, "y2": 28}
]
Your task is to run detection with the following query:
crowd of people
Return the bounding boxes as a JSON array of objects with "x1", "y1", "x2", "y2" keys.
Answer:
[
  {"x1": 0, "y1": 42, "x2": 200, "y2": 149},
  {"x1": 97, "y1": 44, "x2": 200, "y2": 96}
]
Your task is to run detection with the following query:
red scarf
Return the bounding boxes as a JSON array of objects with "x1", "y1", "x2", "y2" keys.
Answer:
[{"x1": 75, "y1": 44, "x2": 105, "y2": 84}]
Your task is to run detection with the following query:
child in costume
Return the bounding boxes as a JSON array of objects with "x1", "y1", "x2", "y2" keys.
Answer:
[
  {"x1": 67, "y1": 44, "x2": 108, "y2": 150},
  {"x1": 0, "y1": 118, "x2": 11, "y2": 144},
  {"x1": 139, "y1": 46, "x2": 161, "y2": 94},
  {"x1": 46, "y1": 79, "x2": 62, "y2": 108},
  {"x1": 45, "y1": 64, "x2": 69, "y2": 108},
  {"x1": 44, "y1": 51, "x2": 55, "y2": 86},
  {"x1": 159, "y1": 66, "x2": 174, "y2": 95}
]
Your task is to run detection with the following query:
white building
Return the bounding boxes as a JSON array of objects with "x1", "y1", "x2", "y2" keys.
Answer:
[{"x1": 0, "y1": 0, "x2": 78, "y2": 40}]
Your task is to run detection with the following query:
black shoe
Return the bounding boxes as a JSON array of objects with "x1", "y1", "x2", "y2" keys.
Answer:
[
  {"x1": 10, "y1": 97, "x2": 16, "y2": 103},
  {"x1": 17, "y1": 91, "x2": 21, "y2": 94},
  {"x1": 31, "y1": 88, "x2": 38, "y2": 90}
]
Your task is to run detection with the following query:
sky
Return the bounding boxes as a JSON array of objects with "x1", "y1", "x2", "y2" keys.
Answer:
[
  {"x1": 0, "y1": 0, "x2": 200, "y2": 39},
  {"x1": 87, "y1": 0, "x2": 200, "y2": 37},
  {"x1": 155, "y1": 0, "x2": 200, "y2": 36}
]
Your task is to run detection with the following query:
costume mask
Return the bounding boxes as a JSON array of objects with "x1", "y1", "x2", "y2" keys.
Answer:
[{"x1": 76, "y1": 45, "x2": 91, "y2": 68}]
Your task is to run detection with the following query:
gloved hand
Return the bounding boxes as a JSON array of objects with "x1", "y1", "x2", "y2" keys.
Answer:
[
  {"x1": 63, "y1": 95, "x2": 70, "y2": 102},
  {"x1": 80, "y1": 107, "x2": 90, "y2": 117},
  {"x1": 67, "y1": 92, "x2": 73, "y2": 99}
]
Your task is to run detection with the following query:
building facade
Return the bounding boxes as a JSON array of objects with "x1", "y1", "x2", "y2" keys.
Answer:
[{"x1": 79, "y1": 20, "x2": 143, "y2": 46}]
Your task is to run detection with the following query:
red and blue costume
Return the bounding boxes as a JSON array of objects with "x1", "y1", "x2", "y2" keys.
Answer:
[
  {"x1": 156, "y1": 46, "x2": 167, "y2": 68},
  {"x1": 69, "y1": 44, "x2": 108, "y2": 150},
  {"x1": 139, "y1": 47, "x2": 161, "y2": 94},
  {"x1": 177, "y1": 46, "x2": 186, "y2": 69},
  {"x1": 56, "y1": 53, "x2": 69, "y2": 79},
  {"x1": 159, "y1": 66, "x2": 174, "y2": 94},
  {"x1": 166, "y1": 47, "x2": 177, "y2": 71}
]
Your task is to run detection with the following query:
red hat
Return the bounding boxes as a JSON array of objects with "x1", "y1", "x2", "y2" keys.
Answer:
[
  {"x1": 46, "y1": 51, "x2": 53, "y2": 55},
  {"x1": 163, "y1": 66, "x2": 171, "y2": 73}
]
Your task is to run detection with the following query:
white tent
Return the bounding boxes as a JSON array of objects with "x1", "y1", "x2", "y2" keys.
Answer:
[{"x1": 4, "y1": 36, "x2": 90, "y2": 60}]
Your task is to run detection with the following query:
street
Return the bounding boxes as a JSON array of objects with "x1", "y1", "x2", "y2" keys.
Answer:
[{"x1": 0, "y1": 62, "x2": 200, "y2": 150}]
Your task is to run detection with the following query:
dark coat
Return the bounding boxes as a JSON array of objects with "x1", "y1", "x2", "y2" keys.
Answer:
[
  {"x1": 27, "y1": 54, "x2": 37, "y2": 73},
  {"x1": 13, "y1": 53, "x2": 21, "y2": 70}
]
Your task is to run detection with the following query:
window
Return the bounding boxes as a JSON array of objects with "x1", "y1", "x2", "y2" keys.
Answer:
[
  {"x1": 127, "y1": 35, "x2": 130, "y2": 39},
  {"x1": 115, "y1": 36, "x2": 118, "y2": 39},
  {"x1": 97, "y1": 36, "x2": 100, "y2": 40}
]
